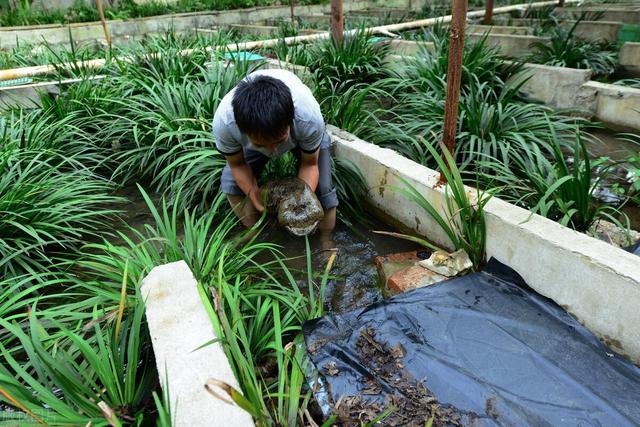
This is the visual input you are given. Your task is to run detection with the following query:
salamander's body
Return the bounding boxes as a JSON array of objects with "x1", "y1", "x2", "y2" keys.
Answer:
[{"x1": 262, "y1": 177, "x2": 324, "y2": 236}]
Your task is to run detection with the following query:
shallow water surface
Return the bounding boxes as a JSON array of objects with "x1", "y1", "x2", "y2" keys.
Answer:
[{"x1": 258, "y1": 219, "x2": 419, "y2": 313}]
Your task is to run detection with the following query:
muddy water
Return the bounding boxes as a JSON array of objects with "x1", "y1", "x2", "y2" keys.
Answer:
[
  {"x1": 585, "y1": 129, "x2": 640, "y2": 230},
  {"x1": 111, "y1": 184, "x2": 418, "y2": 313},
  {"x1": 257, "y1": 219, "x2": 418, "y2": 313},
  {"x1": 585, "y1": 129, "x2": 639, "y2": 163}
]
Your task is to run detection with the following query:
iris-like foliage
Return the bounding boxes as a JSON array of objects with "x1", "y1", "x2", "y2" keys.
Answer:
[
  {"x1": 528, "y1": 18, "x2": 618, "y2": 77},
  {"x1": 392, "y1": 142, "x2": 491, "y2": 270},
  {"x1": 479, "y1": 123, "x2": 630, "y2": 232},
  {"x1": 306, "y1": 26, "x2": 391, "y2": 93}
]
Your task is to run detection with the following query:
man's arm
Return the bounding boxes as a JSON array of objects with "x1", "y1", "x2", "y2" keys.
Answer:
[
  {"x1": 226, "y1": 152, "x2": 264, "y2": 212},
  {"x1": 298, "y1": 149, "x2": 320, "y2": 192}
]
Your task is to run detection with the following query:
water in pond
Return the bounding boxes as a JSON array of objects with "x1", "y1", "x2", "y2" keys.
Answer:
[
  {"x1": 111, "y1": 184, "x2": 420, "y2": 313},
  {"x1": 585, "y1": 129, "x2": 640, "y2": 230},
  {"x1": 257, "y1": 218, "x2": 419, "y2": 313}
]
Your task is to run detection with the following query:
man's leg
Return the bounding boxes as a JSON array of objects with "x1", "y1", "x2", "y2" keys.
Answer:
[
  {"x1": 220, "y1": 149, "x2": 269, "y2": 228},
  {"x1": 315, "y1": 137, "x2": 339, "y2": 254},
  {"x1": 227, "y1": 194, "x2": 260, "y2": 228}
]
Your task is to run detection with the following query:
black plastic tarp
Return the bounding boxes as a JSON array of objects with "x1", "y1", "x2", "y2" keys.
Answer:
[{"x1": 303, "y1": 258, "x2": 640, "y2": 426}]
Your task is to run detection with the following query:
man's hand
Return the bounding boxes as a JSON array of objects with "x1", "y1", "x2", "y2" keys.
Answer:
[
  {"x1": 226, "y1": 152, "x2": 264, "y2": 212},
  {"x1": 248, "y1": 186, "x2": 264, "y2": 213}
]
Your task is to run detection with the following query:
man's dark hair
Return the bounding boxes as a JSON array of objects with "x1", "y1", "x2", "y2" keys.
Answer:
[{"x1": 232, "y1": 75, "x2": 294, "y2": 140}]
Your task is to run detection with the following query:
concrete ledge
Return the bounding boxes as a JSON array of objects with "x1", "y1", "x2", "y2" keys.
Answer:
[
  {"x1": 584, "y1": 81, "x2": 640, "y2": 131},
  {"x1": 329, "y1": 125, "x2": 640, "y2": 364},
  {"x1": 619, "y1": 42, "x2": 640, "y2": 76},
  {"x1": 0, "y1": 0, "x2": 371, "y2": 49},
  {"x1": 554, "y1": 7, "x2": 640, "y2": 24},
  {"x1": 141, "y1": 261, "x2": 254, "y2": 427},
  {"x1": 468, "y1": 24, "x2": 532, "y2": 35},
  {"x1": 468, "y1": 33, "x2": 546, "y2": 57},
  {"x1": 0, "y1": 75, "x2": 105, "y2": 109},
  {"x1": 490, "y1": 18, "x2": 623, "y2": 43},
  {"x1": 385, "y1": 39, "x2": 434, "y2": 55},
  {"x1": 510, "y1": 63, "x2": 595, "y2": 113}
]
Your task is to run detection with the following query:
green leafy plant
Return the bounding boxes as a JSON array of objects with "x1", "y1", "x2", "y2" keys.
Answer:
[
  {"x1": 0, "y1": 296, "x2": 155, "y2": 426},
  {"x1": 0, "y1": 146, "x2": 120, "y2": 278},
  {"x1": 528, "y1": 18, "x2": 618, "y2": 77},
  {"x1": 387, "y1": 141, "x2": 491, "y2": 270},
  {"x1": 479, "y1": 123, "x2": 630, "y2": 232},
  {"x1": 200, "y1": 237, "x2": 334, "y2": 425},
  {"x1": 307, "y1": 26, "x2": 391, "y2": 93}
]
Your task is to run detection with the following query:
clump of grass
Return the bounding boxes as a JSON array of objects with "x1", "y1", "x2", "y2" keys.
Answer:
[
  {"x1": 397, "y1": 26, "x2": 524, "y2": 94},
  {"x1": 0, "y1": 108, "x2": 121, "y2": 278},
  {"x1": 352, "y1": 28, "x2": 582, "y2": 171},
  {"x1": 479, "y1": 123, "x2": 630, "y2": 232},
  {"x1": 307, "y1": 26, "x2": 391, "y2": 93},
  {"x1": 528, "y1": 18, "x2": 618, "y2": 77},
  {"x1": 615, "y1": 78, "x2": 640, "y2": 89},
  {"x1": 388, "y1": 142, "x2": 491, "y2": 270},
  {"x1": 0, "y1": 296, "x2": 156, "y2": 426}
]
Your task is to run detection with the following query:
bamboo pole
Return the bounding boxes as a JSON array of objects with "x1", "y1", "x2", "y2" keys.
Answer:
[
  {"x1": 0, "y1": 0, "x2": 580, "y2": 81},
  {"x1": 440, "y1": 0, "x2": 468, "y2": 182},
  {"x1": 483, "y1": 0, "x2": 494, "y2": 25},
  {"x1": 331, "y1": 0, "x2": 344, "y2": 45},
  {"x1": 96, "y1": 0, "x2": 111, "y2": 48}
]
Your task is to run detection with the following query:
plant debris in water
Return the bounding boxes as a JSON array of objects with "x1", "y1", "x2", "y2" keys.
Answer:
[{"x1": 330, "y1": 327, "x2": 462, "y2": 426}]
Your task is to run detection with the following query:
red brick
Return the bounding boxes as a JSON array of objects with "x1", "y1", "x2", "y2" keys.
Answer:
[
  {"x1": 387, "y1": 264, "x2": 447, "y2": 294},
  {"x1": 375, "y1": 250, "x2": 421, "y2": 287}
]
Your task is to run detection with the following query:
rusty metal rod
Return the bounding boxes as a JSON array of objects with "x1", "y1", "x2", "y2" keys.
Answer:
[{"x1": 440, "y1": 0, "x2": 468, "y2": 182}]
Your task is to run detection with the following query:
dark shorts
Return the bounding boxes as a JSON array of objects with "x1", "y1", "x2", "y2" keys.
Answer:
[{"x1": 220, "y1": 132, "x2": 339, "y2": 210}]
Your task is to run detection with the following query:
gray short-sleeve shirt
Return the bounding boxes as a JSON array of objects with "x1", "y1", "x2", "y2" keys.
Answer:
[{"x1": 213, "y1": 69, "x2": 326, "y2": 158}]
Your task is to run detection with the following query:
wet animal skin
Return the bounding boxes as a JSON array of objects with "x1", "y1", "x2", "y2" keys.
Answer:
[{"x1": 262, "y1": 177, "x2": 324, "y2": 236}]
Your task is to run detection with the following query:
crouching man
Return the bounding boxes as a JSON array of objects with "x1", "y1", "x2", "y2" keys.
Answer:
[{"x1": 212, "y1": 68, "x2": 337, "y2": 236}]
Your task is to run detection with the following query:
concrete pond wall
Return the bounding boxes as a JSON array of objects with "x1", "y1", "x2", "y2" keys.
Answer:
[
  {"x1": 554, "y1": 6, "x2": 640, "y2": 25},
  {"x1": 329, "y1": 125, "x2": 640, "y2": 365},
  {"x1": 385, "y1": 39, "x2": 640, "y2": 132},
  {"x1": 490, "y1": 18, "x2": 624, "y2": 43},
  {"x1": 0, "y1": 0, "x2": 375, "y2": 49},
  {"x1": 141, "y1": 261, "x2": 254, "y2": 427}
]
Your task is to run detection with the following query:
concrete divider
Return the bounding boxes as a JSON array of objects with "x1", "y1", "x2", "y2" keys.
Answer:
[
  {"x1": 490, "y1": 18, "x2": 623, "y2": 43},
  {"x1": 554, "y1": 6, "x2": 640, "y2": 24},
  {"x1": 329, "y1": 125, "x2": 640, "y2": 364},
  {"x1": 620, "y1": 42, "x2": 640, "y2": 76},
  {"x1": 141, "y1": 261, "x2": 254, "y2": 427},
  {"x1": 584, "y1": 81, "x2": 640, "y2": 131},
  {"x1": 468, "y1": 24, "x2": 532, "y2": 35},
  {"x1": 0, "y1": 0, "x2": 371, "y2": 49},
  {"x1": 468, "y1": 32, "x2": 546, "y2": 57},
  {"x1": 385, "y1": 39, "x2": 434, "y2": 55},
  {"x1": 510, "y1": 63, "x2": 596, "y2": 113}
]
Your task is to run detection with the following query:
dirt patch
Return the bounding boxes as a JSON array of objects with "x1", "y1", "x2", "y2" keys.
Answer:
[{"x1": 330, "y1": 327, "x2": 462, "y2": 427}]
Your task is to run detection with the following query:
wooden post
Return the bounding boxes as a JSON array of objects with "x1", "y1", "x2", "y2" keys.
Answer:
[
  {"x1": 558, "y1": 0, "x2": 565, "y2": 6},
  {"x1": 331, "y1": 0, "x2": 344, "y2": 45},
  {"x1": 440, "y1": 0, "x2": 468, "y2": 182},
  {"x1": 290, "y1": 0, "x2": 296, "y2": 26},
  {"x1": 96, "y1": 0, "x2": 111, "y2": 48},
  {"x1": 483, "y1": 0, "x2": 494, "y2": 25}
]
